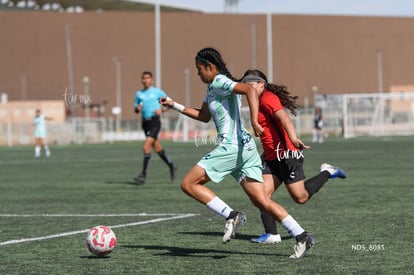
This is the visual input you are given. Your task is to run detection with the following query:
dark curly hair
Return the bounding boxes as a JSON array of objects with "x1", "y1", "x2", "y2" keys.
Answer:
[
  {"x1": 241, "y1": 69, "x2": 299, "y2": 116},
  {"x1": 195, "y1": 47, "x2": 238, "y2": 82}
]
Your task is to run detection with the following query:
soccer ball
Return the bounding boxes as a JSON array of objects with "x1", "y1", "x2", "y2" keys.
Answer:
[{"x1": 85, "y1": 225, "x2": 117, "y2": 257}]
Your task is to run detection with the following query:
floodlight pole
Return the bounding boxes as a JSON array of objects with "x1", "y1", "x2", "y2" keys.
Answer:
[
  {"x1": 376, "y1": 48, "x2": 384, "y2": 134},
  {"x1": 155, "y1": 1, "x2": 161, "y2": 88},
  {"x1": 65, "y1": 24, "x2": 75, "y2": 118},
  {"x1": 82, "y1": 76, "x2": 90, "y2": 120},
  {"x1": 183, "y1": 68, "x2": 190, "y2": 142},
  {"x1": 113, "y1": 57, "x2": 122, "y2": 132},
  {"x1": 251, "y1": 17, "x2": 257, "y2": 68},
  {"x1": 21, "y1": 75, "x2": 27, "y2": 100},
  {"x1": 376, "y1": 49, "x2": 383, "y2": 94},
  {"x1": 266, "y1": 0, "x2": 273, "y2": 83}
]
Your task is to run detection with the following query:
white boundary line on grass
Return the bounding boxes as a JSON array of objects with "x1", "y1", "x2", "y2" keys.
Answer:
[
  {"x1": 0, "y1": 213, "x2": 199, "y2": 246},
  {"x1": 0, "y1": 213, "x2": 194, "y2": 217}
]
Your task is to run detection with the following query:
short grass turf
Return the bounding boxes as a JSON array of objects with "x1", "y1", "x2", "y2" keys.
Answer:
[{"x1": 0, "y1": 136, "x2": 412, "y2": 274}]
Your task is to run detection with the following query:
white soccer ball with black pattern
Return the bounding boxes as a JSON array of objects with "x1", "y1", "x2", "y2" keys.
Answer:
[{"x1": 85, "y1": 225, "x2": 117, "y2": 257}]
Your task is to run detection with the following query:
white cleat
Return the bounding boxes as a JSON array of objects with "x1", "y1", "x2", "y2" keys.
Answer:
[
  {"x1": 289, "y1": 233, "x2": 316, "y2": 259},
  {"x1": 223, "y1": 212, "x2": 247, "y2": 243}
]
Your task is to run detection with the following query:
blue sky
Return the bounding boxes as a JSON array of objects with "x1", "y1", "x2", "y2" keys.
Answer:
[{"x1": 130, "y1": 0, "x2": 414, "y2": 17}]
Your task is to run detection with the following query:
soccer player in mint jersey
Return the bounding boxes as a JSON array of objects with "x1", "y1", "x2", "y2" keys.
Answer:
[
  {"x1": 160, "y1": 47, "x2": 316, "y2": 258},
  {"x1": 33, "y1": 109, "x2": 51, "y2": 158},
  {"x1": 133, "y1": 71, "x2": 177, "y2": 184},
  {"x1": 242, "y1": 69, "x2": 346, "y2": 247}
]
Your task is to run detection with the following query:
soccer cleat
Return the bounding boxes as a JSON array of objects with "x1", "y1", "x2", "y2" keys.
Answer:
[
  {"x1": 289, "y1": 232, "x2": 316, "y2": 259},
  {"x1": 223, "y1": 212, "x2": 247, "y2": 243},
  {"x1": 133, "y1": 173, "x2": 146, "y2": 184},
  {"x1": 320, "y1": 163, "x2": 347, "y2": 179},
  {"x1": 251, "y1": 233, "x2": 282, "y2": 244},
  {"x1": 170, "y1": 165, "x2": 178, "y2": 181}
]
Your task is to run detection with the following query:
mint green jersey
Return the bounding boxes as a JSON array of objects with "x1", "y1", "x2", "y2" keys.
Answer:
[{"x1": 204, "y1": 75, "x2": 253, "y2": 147}]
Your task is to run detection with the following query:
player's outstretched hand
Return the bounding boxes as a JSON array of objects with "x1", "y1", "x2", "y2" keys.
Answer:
[{"x1": 292, "y1": 138, "x2": 311, "y2": 150}]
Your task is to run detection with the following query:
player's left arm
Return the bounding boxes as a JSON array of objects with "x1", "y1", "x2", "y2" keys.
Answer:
[
  {"x1": 232, "y1": 83, "x2": 263, "y2": 137},
  {"x1": 274, "y1": 109, "x2": 310, "y2": 150},
  {"x1": 211, "y1": 74, "x2": 263, "y2": 137},
  {"x1": 159, "y1": 97, "x2": 211, "y2": 123}
]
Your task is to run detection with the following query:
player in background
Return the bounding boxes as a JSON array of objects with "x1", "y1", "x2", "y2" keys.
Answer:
[
  {"x1": 312, "y1": 107, "x2": 324, "y2": 143},
  {"x1": 160, "y1": 47, "x2": 316, "y2": 258},
  {"x1": 33, "y1": 109, "x2": 51, "y2": 158},
  {"x1": 241, "y1": 69, "x2": 346, "y2": 244},
  {"x1": 133, "y1": 70, "x2": 177, "y2": 184}
]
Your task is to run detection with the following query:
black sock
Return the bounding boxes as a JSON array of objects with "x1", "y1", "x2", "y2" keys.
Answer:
[
  {"x1": 304, "y1": 171, "x2": 330, "y2": 199},
  {"x1": 260, "y1": 210, "x2": 278, "y2": 234},
  {"x1": 142, "y1": 154, "x2": 151, "y2": 176},
  {"x1": 157, "y1": 150, "x2": 173, "y2": 167},
  {"x1": 227, "y1": 211, "x2": 237, "y2": 220},
  {"x1": 295, "y1": 231, "x2": 307, "y2": 242}
]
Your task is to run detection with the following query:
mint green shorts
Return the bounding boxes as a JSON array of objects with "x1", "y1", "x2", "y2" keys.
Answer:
[
  {"x1": 35, "y1": 129, "x2": 46, "y2": 138},
  {"x1": 197, "y1": 144, "x2": 263, "y2": 184}
]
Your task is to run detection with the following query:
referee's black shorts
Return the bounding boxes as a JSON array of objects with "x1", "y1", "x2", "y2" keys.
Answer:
[{"x1": 142, "y1": 115, "x2": 161, "y2": 139}]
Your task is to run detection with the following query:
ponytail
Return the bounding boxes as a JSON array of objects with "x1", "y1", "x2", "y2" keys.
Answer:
[{"x1": 241, "y1": 69, "x2": 299, "y2": 116}]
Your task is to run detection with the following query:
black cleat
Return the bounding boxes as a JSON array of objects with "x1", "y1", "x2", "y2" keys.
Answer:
[
  {"x1": 133, "y1": 173, "x2": 146, "y2": 184},
  {"x1": 169, "y1": 165, "x2": 178, "y2": 181}
]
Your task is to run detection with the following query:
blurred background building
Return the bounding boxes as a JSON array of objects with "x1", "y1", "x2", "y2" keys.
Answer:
[{"x1": 1, "y1": 0, "x2": 414, "y2": 145}]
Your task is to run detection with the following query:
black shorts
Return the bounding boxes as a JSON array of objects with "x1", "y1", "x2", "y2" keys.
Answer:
[
  {"x1": 262, "y1": 157, "x2": 305, "y2": 184},
  {"x1": 314, "y1": 120, "x2": 323, "y2": 130},
  {"x1": 142, "y1": 116, "x2": 161, "y2": 139}
]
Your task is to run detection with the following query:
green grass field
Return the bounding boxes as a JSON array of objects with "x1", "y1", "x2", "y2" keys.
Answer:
[{"x1": 0, "y1": 136, "x2": 413, "y2": 274}]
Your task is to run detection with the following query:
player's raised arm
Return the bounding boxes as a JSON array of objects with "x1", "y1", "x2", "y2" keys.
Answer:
[{"x1": 159, "y1": 96, "x2": 211, "y2": 123}]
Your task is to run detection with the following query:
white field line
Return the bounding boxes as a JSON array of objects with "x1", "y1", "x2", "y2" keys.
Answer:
[
  {"x1": 0, "y1": 213, "x2": 195, "y2": 217},
  {"x1": 0, "y1": 213, "x2": 199, "y2": 246}
]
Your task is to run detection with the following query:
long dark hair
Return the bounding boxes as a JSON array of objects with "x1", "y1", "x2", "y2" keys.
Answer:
[
  {"x1": 241, "y1": 69, "x2": 299, "y2": 116},
  {"x1": 195, "y1": 47, "x2": 238, "y2": 82}
]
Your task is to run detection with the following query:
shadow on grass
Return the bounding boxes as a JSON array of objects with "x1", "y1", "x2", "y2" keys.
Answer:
[
  {"x1": 105, "y1": 180, "x2": 144, "y2": 186},
  {"x1": 178, "y1": 231, "x2": 294, "y2": 242},
  {"x1": 79, "y1": 255, "x2": 112, "y2": 259},
  {"x1": 122, "y1": 244, "x2": 283, "y2": 258}
]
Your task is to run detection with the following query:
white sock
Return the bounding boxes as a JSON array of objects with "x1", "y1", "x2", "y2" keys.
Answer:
[
  {"x1": 280, "y1": 215, "x2": 305, "y2": 238},
  {"x1": 312, "y1": 130, "x2": 317, "y2": 142},
  {"x1": 35, "y1": 146, "x2": 41, "y2": 157},
  {"x1": 206, "y1": 196, "x2": 233, "y2": 219},
  {"x1": 44, "y1": 145, "x2": 50, "y2": 156}
]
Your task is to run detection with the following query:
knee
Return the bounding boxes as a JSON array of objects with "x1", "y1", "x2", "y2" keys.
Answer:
[
  {"x1": 154, "y1": 143, "x2": 162, "y2": 151},
  {"x1": 250, "y1": 196, "x2": 270, "y2": 211},
  {"x1": 250, "y1": 199, "x2": 262, "y2": 209},
  {"x1": 181, "y1": 181, "x2": 189, "y2": 193},
  {"x1": 181, "y1": 179, "x2": 193, "y2": 195},
  {"x1": 293, "y1": 194, "x2": 309, "y2": 204},
  {"x1": 143, "y1": 145, "x2": 151, "y2": 153}
]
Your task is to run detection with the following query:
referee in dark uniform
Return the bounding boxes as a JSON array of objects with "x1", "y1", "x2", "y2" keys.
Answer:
[{"x1": 133, "y1": 71, "x2": 177, "y2": 183}]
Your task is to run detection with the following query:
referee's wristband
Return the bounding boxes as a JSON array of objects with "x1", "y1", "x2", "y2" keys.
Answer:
[{"x1": 172, "y1": 102, "x2": 185, "y2": 113}]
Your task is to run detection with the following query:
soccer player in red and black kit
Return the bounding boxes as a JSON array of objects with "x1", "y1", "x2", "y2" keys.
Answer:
[{"x1": 242, "y1": 69, "x2": 347, "y2": 244}]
